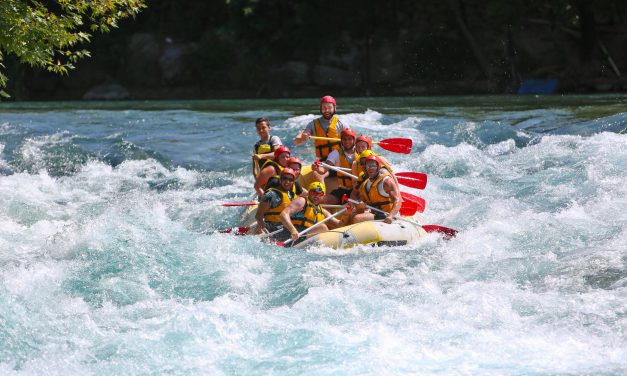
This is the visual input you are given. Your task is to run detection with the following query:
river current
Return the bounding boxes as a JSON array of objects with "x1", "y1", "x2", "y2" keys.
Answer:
[{"x1": 0, "y1": 96, "x2": 626, "y2": 375}]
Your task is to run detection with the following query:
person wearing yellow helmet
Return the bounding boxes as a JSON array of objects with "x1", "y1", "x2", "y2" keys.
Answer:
[
  {"x1": 280, "y1": 181, "x2": 349, "y2": 243},
  {"x1": 351, "y1": 135, "x2": 398, "y2": 190}
]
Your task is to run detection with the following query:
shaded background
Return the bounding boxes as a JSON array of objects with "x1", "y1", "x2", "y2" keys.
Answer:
[{"x1": 4, "y1": 0, "x2": 627, "y2": 100}]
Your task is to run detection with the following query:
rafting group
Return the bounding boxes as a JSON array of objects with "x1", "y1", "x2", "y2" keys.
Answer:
[{"x1": 226, "y1": 95, "x2": 456, "y2": 248}]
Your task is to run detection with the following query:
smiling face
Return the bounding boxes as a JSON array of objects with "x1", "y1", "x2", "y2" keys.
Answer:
[
  {"x1": 356, "y1": 141, "x2": 369, "y2": 154},
  {"x1": 320, "y1": 102, "x2": 335, "y2": 120},
  {"x1": 280, "y1": 174, "x2": 295, "y2": 190},
  {"x1": 276, "y1": 152, "x2": 290, "y2": 167},
  {"x1": 255, "y1": 121, "x2": 270, "y2": 140},
  {"x1": 365, "y1": 160, "x2": 380, "y2": 178},
  {"x1": 341, "y1": 134, "x2": 355, "y2": 151}
]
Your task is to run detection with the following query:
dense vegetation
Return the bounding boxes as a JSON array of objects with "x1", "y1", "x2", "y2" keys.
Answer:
[{"x1": 2, "y1": 0, "x2": 626, "y2": 99}]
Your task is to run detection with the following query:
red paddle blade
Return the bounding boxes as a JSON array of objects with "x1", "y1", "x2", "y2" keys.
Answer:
[
  {"x1": 399, "y1": 200, "x2": 418, "y2": 216},
  {"x1": 400, "y1": 191, "x2": 425, "y2": 213},
  {"x1": 422, "y1": 225, "x2": 458, "y2": 239},
  {"x1": 376, "y1": 138, "x2": 412, "y2": 154},
  {"x1": 221, "y1": 201, "x2": 258, "y2": 207},
  {"x1": 219, "y1": 226, "x2": 250, "y2": 235},
  {"x1": 396, "y1": 175, "x2": 427, "y2": 190},
  {"x1": 396, "y1": 172, "x2": 427, "y2": 189}
]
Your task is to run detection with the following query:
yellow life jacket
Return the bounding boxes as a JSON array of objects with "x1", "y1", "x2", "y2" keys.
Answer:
[
  {"x1": 337, "y1": 148, "x2": 354, "y2": 188},
  {"x1": 263, "y1": 188, "x2": 295, "y2": 224},
  {"x1": 313, "y1": 116, "x2": 340, "y2": 161},
  {"x1": 291, "y1": 198, "x2": 326, "y2": 228},
  {"x1": 358, "y1": 173, "x2": 394, "y2": 213},
  {"x1": 254, "y1": 139, "x2": 274, "y2": 168},
  {"x1": 260, "y1": 160, "x2": 283, "y2": 189}
]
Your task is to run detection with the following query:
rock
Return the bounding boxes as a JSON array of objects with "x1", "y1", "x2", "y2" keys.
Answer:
[
  {"x1": 270, "y1": 61, "x2": 310, "y2": 86},
  {"x1": 82, "y1": 83, "x2": 130, "y2": 100},
  {"x1": 124, "y1": 33, "x2": 161, "y2": 86},
  {"x1": 312, "y1": 65, "x2": 361, "y2": 88},
  {"x1": 159, "y1": 43, "x2": 198, "y2": 85}
]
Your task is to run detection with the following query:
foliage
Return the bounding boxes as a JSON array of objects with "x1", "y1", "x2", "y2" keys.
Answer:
[{"x1": 0, "y1": 0, "x2": 145, "y2": 97}]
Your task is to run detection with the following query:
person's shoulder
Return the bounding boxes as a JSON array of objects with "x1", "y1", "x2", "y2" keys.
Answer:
[{"x1": 270, "y1": 135, "x2": 282, "y2": 145}]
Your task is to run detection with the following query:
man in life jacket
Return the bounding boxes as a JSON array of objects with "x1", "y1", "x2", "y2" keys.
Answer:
[
  {"x1": 252, "y1": 117, "x2": 282, "y2": 178},
  {"x1": 350, "y1": 155, "x2": 402, "y2": 224},
  {"x1": 255, "y1": 168, "x2": 298, "y2": 235},
  {"x1": 351, "y1": 134, "x2": 399, "y2": 189},
  {"x1": 280, "y1": 182, "x2": 348, "y2": 243},
  {"x1": 294, "y1": 95, "x2": 346, "y2": 161},
  {"x1": 254, "y1": 145, "x2": 290, "y2": 197},
  {"x1": 313, "y1": 127, "x2": 357, "y2": 204},
  {"x1": 265, "y1": 156, "x2": 308, "y2": 198}
]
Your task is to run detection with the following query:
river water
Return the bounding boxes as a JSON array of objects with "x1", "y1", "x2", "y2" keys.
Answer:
[{"x1": 0, "y1": 96, "x2": 626, "y2": 375}]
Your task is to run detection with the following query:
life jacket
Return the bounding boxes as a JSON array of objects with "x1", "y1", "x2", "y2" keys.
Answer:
[
  {"x1": 336, "y1": 148, "x2": 355, "y2": 188},
  {"x1": 263, "y1": 188, "x2": 296, "y2": 224},
  {"x1": 313, "y1": 116, "x2": 340, "y2": 161},
  {"x1": 260, "y1": 160, "x2": 283, "y2": 189},
  {"x1": 264, "y1": 179, "x2": 303, "y2": 197},
  {"x1": 358, "y1": 173, "x2": 393, "y2": 213},
  {"x1": 254, "y1": 136, "x2": 277, "y2": 168},
  {"x1": 291, "y1": 198, "x2": 326, "y2": 228}
]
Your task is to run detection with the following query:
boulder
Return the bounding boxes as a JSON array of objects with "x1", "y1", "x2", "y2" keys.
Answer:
[{"x1": 312, "y1": 65, "x2": 361, "y2": 88}]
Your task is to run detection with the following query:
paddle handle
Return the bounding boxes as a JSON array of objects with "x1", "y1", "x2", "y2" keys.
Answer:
[
  {"x1": 310, "y1": 136, "x2": 387, "y2": 145},
  {"x1": 282, "y1": 208, "x2": 347, "y2": 246},
  {"x1": 310, "y1": 136, "x2": 339, "y2": 142},
  {"x1": 320, "y1": 162, "x2": 358, "y2": 179},
  {"x1": 347, "y1": 198, "x2": 418, "y2": 226},
  {"x1": 259, "y1": 226, "x2": 284, "y2": 239}
]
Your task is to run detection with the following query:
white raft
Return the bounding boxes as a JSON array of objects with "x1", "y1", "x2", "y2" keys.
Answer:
[{"x1": 242, "y1": 165, "x2": 428, "y2": 249}]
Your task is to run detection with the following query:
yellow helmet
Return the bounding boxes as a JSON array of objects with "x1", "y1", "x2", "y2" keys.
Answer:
[
  {"x1": 308, "y1": 181, "x2": 326, "y2": 195},
  {"x1": 358, "y1": 149, "x2": 378, "y2": 162}
]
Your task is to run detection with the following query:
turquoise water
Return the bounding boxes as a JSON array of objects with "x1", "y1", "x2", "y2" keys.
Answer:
[{"x1": 0, "y1": 96, "x2": 626, "y2": 375}]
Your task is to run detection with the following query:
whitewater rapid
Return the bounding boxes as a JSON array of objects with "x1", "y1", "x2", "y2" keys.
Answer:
[{"x1": 0, "y1": 97, "x2": 626, "y2": 374}]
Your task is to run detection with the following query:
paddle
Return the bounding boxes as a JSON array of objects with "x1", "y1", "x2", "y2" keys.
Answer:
[
  {"x1": 218, "y1": 226, "x2": 250, "y2": 235},
  {"x1": 347, "y1": 198, "x2": 457, "y2": 239},
  {"x1": 277, "y1": 207, "x2": 348, "y2": 247},
  {"x1": 321, "y1": 162, "x2": 427, "y2": 190},
  {"x1": 374, "y1": 137, "x2": 412, "y2": 154},
  {"x1": 309, "y1": 136, "x2": 412, "y2": 154},
  {"x1": 400, "y1": 191, "x2": 425, "y2": 213},
  {"x1": 220, "y1": 201, "x2": 258, "y2": 207},
  {"x1": 324, "y1": 199, "x2": 418, "y2": 216},
  {"x1": 395, "y1": 172, "x2": 427, "y2": 189}
]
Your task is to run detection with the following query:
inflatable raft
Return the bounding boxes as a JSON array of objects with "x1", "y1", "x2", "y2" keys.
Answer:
[{"x1": 241, "y1": 165, "x2": 429, "y2": 249}]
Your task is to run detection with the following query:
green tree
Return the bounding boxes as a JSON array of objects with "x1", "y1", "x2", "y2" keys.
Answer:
[{"x1": 0, "y1": 0, "x2": 145, "y2": 97}]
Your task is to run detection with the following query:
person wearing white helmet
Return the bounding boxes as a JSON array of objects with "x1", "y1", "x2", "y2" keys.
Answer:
[{"x1": 294, "y1": 95, "x2": 346, "y2": 162}]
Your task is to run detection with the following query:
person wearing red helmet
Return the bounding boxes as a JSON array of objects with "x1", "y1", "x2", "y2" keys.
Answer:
[
  {"x1": 348, "y1": 155, "x2": 402, "y2": 225},
  {"x1": 294, "y1": 95, "x2": 346, "y2": 161},
  {"x1": 252, "y1": 117, "x2": 283, "y2": 178},
  {"x1": 254, "y1": 145, "x2": 290, "y2": 197},
  {"x1": 264, "y1": 156, "x2": 308, "y2": 198},
  {"x1": 255, "y1": 168, "x2": 298, "y2": 235},
  {"x1": 316, "y1": 127, "x2": 357, "y2": 204},
  {"x1": 351, "y1": 133, "x2": 398, "y2": 190}
]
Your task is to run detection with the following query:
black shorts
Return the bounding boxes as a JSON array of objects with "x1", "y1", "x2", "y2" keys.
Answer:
[
  {"x1": 330, "y1": 187, "x2": 353, "y2": 202},
  {"x1": 373, "y1": 211, "x2": 387, "y2": 220}
]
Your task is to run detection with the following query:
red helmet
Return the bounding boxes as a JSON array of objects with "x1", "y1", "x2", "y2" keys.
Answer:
[
  {"x1": 320, "y1": 95, "x2": 337, "y2": 112},
  {"x1": 340, "y1": 128, "x2": 356, "y2": 140},
  {"x1": 364, "y1": 154, "x2": 380, "y2": 169},
  {"x1": 356, "y1": 135, "x2": 372, "y2": 149},
  {"x1": 287, "y1": 156, "x2": 302, "y2": 169},
  {"x1": 280, "y1": 167, "x2": 297, "y2": 180},
  {"x1": 273, "y1": 145, "x2": 291, "y2": 161}
]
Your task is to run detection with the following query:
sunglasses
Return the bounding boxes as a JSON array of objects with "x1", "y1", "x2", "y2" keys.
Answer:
[
  {"x1": 365, "y1": 162, "x2": 379, "y2": 168},
  {"x1": 280, "y1": 176, "x2": 295, "y2": 182},
  {"x1": 310, "y1": 189, "x2": 324, "y2": 197}
]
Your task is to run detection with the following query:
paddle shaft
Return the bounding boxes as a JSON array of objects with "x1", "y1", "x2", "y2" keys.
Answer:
[
  {"x1": 348, "y1": 198, "x2": 418, "y2": 226},
  {"x1": 320, "y1": 162, "x2": 358, "y2": 179},
  {"x1": 282, "y1": 207, "x2": 347, "y2": 246},
  {"x1": 310, "y1": 136, "x2": 387, "y2": 145}
]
